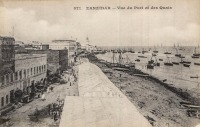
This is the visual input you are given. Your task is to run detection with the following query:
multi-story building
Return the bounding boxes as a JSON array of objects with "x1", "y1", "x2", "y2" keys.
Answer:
[
  {"x1": 0, "y1": 53, "x2": 47, "y2": 112},
  {"x1": 0, "y1": 36, "x2": 15, "y2": 75},
  {"x1": 50, "y1": 39, "x2": 77, "y2": 67},
  {"x1": 27, "y1": 49, "x2": 68, "y2": 74}
]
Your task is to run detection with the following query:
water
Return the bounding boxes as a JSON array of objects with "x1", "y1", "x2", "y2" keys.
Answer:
[{"x1": 96, "y1": 46, "x2": 200, "y2": 99}]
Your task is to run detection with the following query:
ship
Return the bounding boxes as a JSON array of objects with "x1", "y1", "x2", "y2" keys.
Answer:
[{"x1": 164, "y1": 56, "x2": 173, "y2": 66}]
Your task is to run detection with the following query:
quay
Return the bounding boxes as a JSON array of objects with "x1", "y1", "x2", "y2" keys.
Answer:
[{"x1": 59, "y1": 59, "x2": 152, "y2": 127}]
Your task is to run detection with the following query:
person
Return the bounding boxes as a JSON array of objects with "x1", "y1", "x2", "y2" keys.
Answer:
[
  {"x1": 34, "y1": 107, "x2": 39, "y2": 121},
  {"x1": 53, "y1": 110, "x2": 57, "y2": 121},
  {"x1": 41, "y1": 93, "x2": 46, "y2": 101}
]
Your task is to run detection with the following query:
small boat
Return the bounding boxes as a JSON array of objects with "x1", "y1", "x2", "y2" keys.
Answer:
[
  {"x1": 180, "y1": 61, "x2": 191, "y2": 64},
  {"x1": 135, "y1": 59, "x2": 140, "y2": 62},
  {"x1": 192, "y1": 48, "x2": 200, "y2": 58},
  {"x1": 194, "y1": 62, "x2": 200, "y2": 66},
  {"x1": 164, "y1": 52, "x2": 171, "y2": 54},
  {"x1": 152, "y1": 53, "x2": 157, "y2": 56},
  {"x1": 190, "y1": 75, "x2": 198, "y2": 78},
  {"x1": 192, "y1": 55, "x2": 199, "y2": 58},
  {"x1": 147, "y1": 64, "x2": 154, "y2": 69},
  {"x1": 142, "y1": 51, "x2": 148, "y2": 54},
  {"x1": 159, "y1": 59, "x2": 163, "y2": 61},
  {"x1": 164, "y1": 56, "x2": 173, "y2": 66},
  {"x1": 175, "y1": 54, "x2": 181, "y2": 57},
  {"x1": 172, "y1": 62, "x2": 179, "y2": 65},
  {"x1": 183, "y1": 64, "x2": 190, "y2": 67},
  {"x1": 138, "y1": 51, "x2": 141, "y2": 53},
  {"x1": 164, "y1": 63, "x2": 173, "y2": 66},
  {"x1": 179, "y1": 56, "x2": 185, "y2": 58},
  {"x1": 138, "y1": 56, "x2": 147, "y2": 58},
  {"x1": 153, "y1": 46, "x2": 158, "y2": 53}
]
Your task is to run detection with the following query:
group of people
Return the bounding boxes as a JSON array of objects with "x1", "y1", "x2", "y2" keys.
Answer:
[{"x1": 48, "y1": 96, "x2": 64, "y2": 122}]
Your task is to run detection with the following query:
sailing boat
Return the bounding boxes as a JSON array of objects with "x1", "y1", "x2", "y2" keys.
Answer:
[
  {"x1": 175, "y1": 48, "x2": 181, "y2": 57},
  {"x1": 180, "y1": 57, "x2": 191, "y2": 64},
  {"x1": 153, "y1": 46, "x2": 158, "y2": 53},
  {"x1": 192, "y1": 47, "x2": 200, "y2": 58},
  {"x1": 164, "y1": 56, "x2": 173, "y2": 66},
  {"x1": 147, "y1": 54, "x2": 160, "y2": 69}
]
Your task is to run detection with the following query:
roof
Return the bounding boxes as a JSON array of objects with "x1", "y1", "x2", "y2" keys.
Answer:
[
  {"x1": 15, "y1": 53, "x2": 47, "y2": 60},
  {"x1": 52, "y1": 39, "x2": 76, "y2": 42},
  {"x1": 0, "y1": 36, "x2": 15, "y2": 41},
  {"x1": 59, "y1": 62, "x2": 152, "y2": 127}
]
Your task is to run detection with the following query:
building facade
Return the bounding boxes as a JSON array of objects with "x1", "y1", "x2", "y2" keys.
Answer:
[
  {"x1": 27, "y1": 49, "x2": 68, "y2": 74},
  {"x1": 0, "y1": 36, "x2": 15, "y2": 75},
  {"x1": 50, "y1": 40, "x2": 77, "y2": 67},
  {"x1": 0, "y1": 54, "x2": 47, "y2": 111}
]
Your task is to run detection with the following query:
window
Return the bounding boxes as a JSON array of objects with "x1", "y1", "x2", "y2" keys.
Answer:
[
  {"x1": 15, "y1": 72, "x2": 18, "y2": 80},
  {"x1": 1, "y1": 76, "x2": 4, "y2": 85},
  {"x1": 6, "y1": 75, "x2": 9, "y2": 83},
  {"x1": 19, "y1": 71, "x2": 22, "y2": 79},
  {"x1": 24, "y1": 70, "x2": 26, "y2": 78},
  {"x1": 31, "y1": 68, "x2": 33, "y2": 75},
  {"x1": 37, "y1": 67, "x2": 38, "y2": 74},
  {"x1": 10, "y1": 73, "x2": 13, "y2": 82},
  {"x1": 39, "y1": 66, "x2": 41, "y2": 73},
  {"x1": 6, "y1": 95, "x2": 8, "y2": 104},
  {"x1": 1, "y1": 97, "x2": 4, "y2": 107},
  {"x1": 27, "y1": 69, "x2": 29, "y2": 77}
]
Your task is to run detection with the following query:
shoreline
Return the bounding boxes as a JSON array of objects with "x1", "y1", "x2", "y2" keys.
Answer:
[{"x1": 88, "y1": 54, "x2": 200, "y2": 127}]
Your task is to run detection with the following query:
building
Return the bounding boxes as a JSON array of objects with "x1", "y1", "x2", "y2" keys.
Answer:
[
  {"x1": 0, "y1": 36, "x2": 15, "y2": 75},
  {"x1": 0, "y1": 53, "x2": 47, "y2": 112},
  {"x1": 27, "y1": 49, "x2": 68, "y2": 74},
  {"x1": 50, "y1": 39, "x2": 77, "y2": 67}
]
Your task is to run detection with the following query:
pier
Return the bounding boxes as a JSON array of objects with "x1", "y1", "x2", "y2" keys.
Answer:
[{"x1": 59, "y1": 59, "x2": 152, "y2": 127}]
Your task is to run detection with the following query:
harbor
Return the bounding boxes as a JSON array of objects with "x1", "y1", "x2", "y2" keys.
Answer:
[
  {"x1": 88, "y1": 53, "x2": 200, "y2": 127},
  {"x1": 96, "y1": 46, "x2": 200, "y2": 105}
]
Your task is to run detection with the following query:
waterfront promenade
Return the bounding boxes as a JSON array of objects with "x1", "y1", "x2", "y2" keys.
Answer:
[{"x1": 59, "y1": 59, "x2": 152, "y2": 127}]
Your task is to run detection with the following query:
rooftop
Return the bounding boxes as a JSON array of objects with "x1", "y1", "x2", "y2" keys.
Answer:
[{"x1": 15, "y1": 53, "x2": 47, "y2": 60}]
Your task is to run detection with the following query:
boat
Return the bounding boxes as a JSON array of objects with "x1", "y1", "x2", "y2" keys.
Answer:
[
  {"x1": 142, "y1": 51, "x2": 148, "y2": 54},
  {"x1": 180, "y1": 61, "x2": 191, "y2": 64},
  {"x1": 172, "y1": 62, "x2": 179, "y2": 65},
  {"x1": 147, "y1": 64, "x2": 154, "y2": 69},
  {"x1": 135, "y1": 59, "x2": 140, "y2": 62},
  {"x1": 164, "y1": 63, "x2": 173, "y2": 66},
  {"x1": 192, "y1": 55, "x2": 199, "y2": 58},
  {"x1": 147, "y1": 54, "x2": 160, "y2": 69},
  {"x1": 164, "y1": 56, "x2": 173, "y2": 66},
  {"x1": 164, "y1": 52, "x2": 171, "y2": 54},
  {"x1": 153, "y1": 46, "x2": 158, "y2": 53},
  {"x1": 152, "y1": 53, "x2": 157, "y2": 56},
  {"x1": 180, "y1": 57, "x2": 191, "y2": 64},
  {"x1": 179, "y1": 55, "x2": 185, "y2": 58},
  {"x1": 175, "y1": 54, "x2": 181, "y2": 57},
  {"x1": 138, "y1": 56, "x2": 147, "y2": 58},
  {"x1": 192, "y1": 47, "x2": 200, "y2": 58},
  {"x1": 175, "y1": 48, "x2": 181, "y2": 57},
  {"x1": 194, "y1": 62, "x2": 200, "y2": 66},
  {"x1": 190, "y1": 75, "x2": 198, "y2": 78},
  {"x1": 183, "y1": 64, "x2": 190, "y2": 67},
  {"x1": 138, "y1": 52, "x2": 141, "y2": 53},
  {"x1": 159, "y1": 59, "x2": 163, "y2": 61}
]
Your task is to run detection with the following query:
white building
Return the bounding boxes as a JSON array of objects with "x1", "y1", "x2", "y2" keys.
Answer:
[{"x1": 50, "y1": 40, "x2": 77, "y2": 67}]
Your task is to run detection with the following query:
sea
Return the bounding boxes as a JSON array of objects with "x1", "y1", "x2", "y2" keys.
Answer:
[{"x1": 96, "y1": 46, "x2": 200, "y2": 100}]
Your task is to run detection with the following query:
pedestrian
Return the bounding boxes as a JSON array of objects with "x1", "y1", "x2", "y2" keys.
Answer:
[
  {"x1": 41, "y1": 93, "x2": 46, "y2": 101},
  {"x1": 53, "y1": 111, "x2": 57, "y2": 121}
]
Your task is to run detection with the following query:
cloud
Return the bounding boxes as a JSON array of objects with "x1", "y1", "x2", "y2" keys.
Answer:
[{"x1": 0, "y1": 4, "x2": 199, "y2": 46}]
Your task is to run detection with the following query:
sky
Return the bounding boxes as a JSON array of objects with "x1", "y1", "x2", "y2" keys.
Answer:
[{"x1": 0, "y1": 0, "x2": 199, "y2": 46}]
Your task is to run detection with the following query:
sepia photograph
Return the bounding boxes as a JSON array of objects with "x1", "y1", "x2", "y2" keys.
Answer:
[{"x1": 0, "y1": 0, "x2": 200, "y2": 127}]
